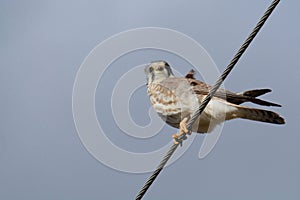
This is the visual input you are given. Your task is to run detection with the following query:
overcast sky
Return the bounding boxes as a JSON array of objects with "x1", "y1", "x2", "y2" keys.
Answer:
[{"x1": 1, "y1": 0, "x2": 299, "y2": 199}]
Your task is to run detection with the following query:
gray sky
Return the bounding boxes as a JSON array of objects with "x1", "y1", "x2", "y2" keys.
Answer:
[{"x1": 1, "y1": 0, "x2": 299, "y2": 199}]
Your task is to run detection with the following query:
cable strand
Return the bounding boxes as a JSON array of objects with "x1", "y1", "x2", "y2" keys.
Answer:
[{"x1": 135, "y1": 1, "x2": 280, "y2": 199}]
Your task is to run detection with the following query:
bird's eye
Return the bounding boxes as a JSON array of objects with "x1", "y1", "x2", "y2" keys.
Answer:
[{"x1": 149, "y1": 67, "x2": 153, "y2": 73}]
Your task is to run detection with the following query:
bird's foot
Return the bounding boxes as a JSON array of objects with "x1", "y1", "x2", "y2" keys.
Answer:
[{"x1": 172, "y1": 117, "x2": 191, "y2": 145}]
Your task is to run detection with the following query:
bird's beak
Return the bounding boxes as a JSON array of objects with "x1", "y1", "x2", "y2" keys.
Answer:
[{"x1": 156, "y1": 66, "x2": 163, "y2": 71}]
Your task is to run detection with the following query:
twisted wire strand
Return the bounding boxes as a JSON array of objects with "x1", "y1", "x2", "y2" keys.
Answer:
[{"x1": 135, "y1": 1, "x2": 280, "y2": 199}]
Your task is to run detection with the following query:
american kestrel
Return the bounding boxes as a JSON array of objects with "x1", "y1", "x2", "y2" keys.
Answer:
[{"x1": 145, "y1": 61, "x2": 285, "y2": 144}]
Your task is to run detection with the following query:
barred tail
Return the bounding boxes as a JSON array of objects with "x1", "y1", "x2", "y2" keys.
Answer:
[{"x1": 238, "y1": 107, "x2": 285, "y2": 124}]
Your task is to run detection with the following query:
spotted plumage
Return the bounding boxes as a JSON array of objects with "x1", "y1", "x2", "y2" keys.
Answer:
[{"x1": 145, "y1": 60, "x2": 285, "y2": 135}]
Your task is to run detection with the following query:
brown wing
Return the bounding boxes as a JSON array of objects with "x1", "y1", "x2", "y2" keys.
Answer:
[
  {"x1": 159, "y1": 73, "x2": 281, "y2": 107},
  {"x1": 184, "y1": 73, "x2": 281, "y2": 107}
]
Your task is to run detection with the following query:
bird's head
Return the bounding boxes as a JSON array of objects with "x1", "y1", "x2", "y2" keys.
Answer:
[{"x1": 144, "y1": 60, "x2": 174, "y2": 85}]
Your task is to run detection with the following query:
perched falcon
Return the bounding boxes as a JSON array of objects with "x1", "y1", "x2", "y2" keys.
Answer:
[{"x1": 145, "y1": 60, "x2": 285, "y2": 143}]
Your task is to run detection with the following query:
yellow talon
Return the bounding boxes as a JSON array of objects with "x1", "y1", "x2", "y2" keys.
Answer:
[{"x1": 172, "y1": 117, "x2": 190, "y2": 144}]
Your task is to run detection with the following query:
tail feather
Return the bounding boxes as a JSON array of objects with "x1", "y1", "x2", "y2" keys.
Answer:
[
  {"x1": 241, "y1": 89, "x2": 271, "y2": 97},
  {"x1": 248, "y1": 98, "x2": 282, "y2": 107},
  {"x1": 234, "y1": 89, "x2": 282, "y2": 107},
  {"x1": 238, "y1": 107, "x2": 285, "y2": 124}
]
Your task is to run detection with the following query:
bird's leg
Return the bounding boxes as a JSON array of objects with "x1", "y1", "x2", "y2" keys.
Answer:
[{"x1": 172, "y1": 117, "x2": 191, "y2": 145}]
